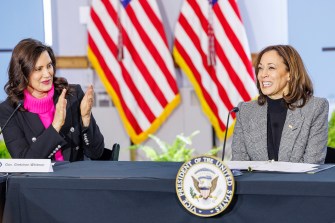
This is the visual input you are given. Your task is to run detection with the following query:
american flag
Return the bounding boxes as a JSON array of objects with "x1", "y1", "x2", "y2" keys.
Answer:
[
  {"x1": 87, "y1": 0, "x2": 180, "y2": 144},
  {"x1": 173, "y1": 0, "x2": 258, "y2": 140}
]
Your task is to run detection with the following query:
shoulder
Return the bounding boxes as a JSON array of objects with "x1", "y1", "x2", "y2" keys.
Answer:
[
  {"x1": 69, "y1": 84, "x2": 84, "y2": 100},
  {"x1": 299, "y1": 96, "x2": 329, "y2": 119},
  {"x1": 0, "y1": 98, "x2": 14, "y2": 113},
  {"x1": 0, "y1": 99, "x2": 15, "y2": 124},
  {"x1": 69, "y1": 84, "x2": 82, "y2": 93},
  {"x1": 236, "y1": 99, "x2": 263, "y2": 120},
  {"x1": 310, "y1": 96, "x2": 328, "y2": 105},
  {"x1": 302, "y1": 96, "x2": 329, "y2": 111},
  {"x1": 68, "y1": 84, "x2": 84, "y2": 98},
  {"x1": 237, "y1": 99, "x2": 261, "y2": 113}
]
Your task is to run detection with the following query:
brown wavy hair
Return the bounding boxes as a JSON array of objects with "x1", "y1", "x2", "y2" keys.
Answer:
[
  {"x1": 255, "y1": 45, "x2": 313, "y2": 109},
  {"x1": 4, "y1": 38, "x2": 71, "y2": 109}
]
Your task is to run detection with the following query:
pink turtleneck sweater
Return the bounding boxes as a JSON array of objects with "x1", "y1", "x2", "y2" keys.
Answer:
[{"x1": 23, "y1": 85, "x2": 64, "y2": 161}]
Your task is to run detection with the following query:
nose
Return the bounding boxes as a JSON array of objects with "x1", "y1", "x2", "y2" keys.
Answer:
[
  {"x1": 259, "y1": 69, "x2": 268, "y2": 78},
  {"x1": 42, "y1": 67, "x2": 51, "y2": 77}
]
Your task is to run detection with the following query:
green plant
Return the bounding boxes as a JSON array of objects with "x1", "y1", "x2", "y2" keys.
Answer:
[
  {"x1": 328, "y1": 111, "x2": 335, "y2": 148},
  {"x1": 0, "y1": 140, "x2": 11, "y2": 158},
  {"x1": 130, "y1": 131, "x2": 221, "y2": 162}
]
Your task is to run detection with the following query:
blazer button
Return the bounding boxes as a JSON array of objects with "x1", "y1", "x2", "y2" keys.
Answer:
[
  {"x1": 32, "y1": 137, "x2": 36, "y2": 142},
  {"x1": 70, "y1": 127, "x2": 75, "y2": 132}
]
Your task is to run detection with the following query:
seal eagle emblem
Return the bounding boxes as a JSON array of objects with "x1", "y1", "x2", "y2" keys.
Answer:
[
  {"x1": 191, "y1": 168, "x2": 218, "y2": 200},
  {"x1": 176, "y1": 155, "x2": 234, "y2": 217}
]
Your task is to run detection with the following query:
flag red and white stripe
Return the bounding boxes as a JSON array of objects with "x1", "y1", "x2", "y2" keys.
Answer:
[
  {"x1": 173, "y1": 0, "x2": 258, "y2": 140},
  {"x1": 88, "y1": 0, "x2": 180, "y2": 144}
]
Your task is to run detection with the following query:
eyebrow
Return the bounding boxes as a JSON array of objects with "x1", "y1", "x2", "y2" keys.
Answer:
[
  {"x1": 35, "y1": 61, "x2": 52, "y2": 68},
  {"x1": 259, "y1": 62, "x2": 276, "y2": 66}
]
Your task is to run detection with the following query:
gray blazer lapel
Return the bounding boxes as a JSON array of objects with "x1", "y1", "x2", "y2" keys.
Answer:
[
  {"x1": 278, "y1": 108, "x2": 304, "y2": 161},
  {"x1": 248, "y1": 103, "x2": 268, "y2": 160}
]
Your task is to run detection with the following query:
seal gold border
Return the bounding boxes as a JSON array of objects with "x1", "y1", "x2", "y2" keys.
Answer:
[{"x1": 175, "y1": 155, "x2": 235, "y2": 217}]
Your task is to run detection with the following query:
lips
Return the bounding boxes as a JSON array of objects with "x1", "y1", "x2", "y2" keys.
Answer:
[{"x1": 41, "y1": 80, "x2": 51, "y2": 85}]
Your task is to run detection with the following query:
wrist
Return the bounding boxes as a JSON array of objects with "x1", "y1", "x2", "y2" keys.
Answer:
[
  {"x1": 81, "y1": 116, "x2": 91, "y2": 127},
  {"x1": 52, "y1": 123, "x2": 61, "y2": 132}
]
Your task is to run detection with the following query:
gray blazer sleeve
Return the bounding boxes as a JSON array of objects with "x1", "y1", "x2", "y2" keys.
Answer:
[{"x1": 301, "y1": 97, "x2": 328, "y2": 164}]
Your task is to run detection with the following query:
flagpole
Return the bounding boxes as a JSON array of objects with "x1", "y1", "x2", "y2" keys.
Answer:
[
  {"x1": 117, "y1": 0, "x2": 123, "y2": 61},
  {"x1": 130, "y1": 139, "x2": 137, "y2": 161},
  {"x1": 212, "y1": 127, "x2": 217, "y2": 148},
  {"x1": 207, "y1": 0, "x2": 216, "y2": 66}
]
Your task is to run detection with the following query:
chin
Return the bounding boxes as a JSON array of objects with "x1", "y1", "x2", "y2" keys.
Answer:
[
  {"x1": 46, "y1": 84, "x2": 53, "y2": 89},
  {"x1": 40, "y1": 86, "x2": 52, "y2": 92},
  {"x1": 261, "y1": 90, "x2": 272, "y2": 96}
]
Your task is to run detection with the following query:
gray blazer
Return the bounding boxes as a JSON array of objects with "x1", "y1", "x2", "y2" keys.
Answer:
[{"x1": 231, "y1": 96, "x2": 329, "y2": 164}]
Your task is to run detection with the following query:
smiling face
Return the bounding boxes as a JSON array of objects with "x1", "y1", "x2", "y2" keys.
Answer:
[
  {"x1": 27, "y1": 50, "x2": 54, "y2": 98},
  {"x1": 257, "y1": 50, "x2": 290, "y2": 99}
]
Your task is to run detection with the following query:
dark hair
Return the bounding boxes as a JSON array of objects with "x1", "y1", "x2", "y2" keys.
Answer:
[
  {"x1": 255, "y1": 45, "x2": 313, "y2": 109},
  {"x1": 4, "y1": 38, "x2": 71, "y2": 109}
]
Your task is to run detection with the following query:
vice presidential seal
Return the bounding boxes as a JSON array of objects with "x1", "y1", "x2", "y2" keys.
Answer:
[{"x1": 176, "y1": 155, "x2": 234, "y2": 217}]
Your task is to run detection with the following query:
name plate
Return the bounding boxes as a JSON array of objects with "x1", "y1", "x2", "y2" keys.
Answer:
[{"x1": 0, "y1": 159, "x2": 53, "y2": 172}]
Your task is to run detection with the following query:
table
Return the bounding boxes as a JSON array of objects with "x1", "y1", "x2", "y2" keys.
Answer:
[{"x1": 3, "y1": 161, "x2": 335, "y2": 223}]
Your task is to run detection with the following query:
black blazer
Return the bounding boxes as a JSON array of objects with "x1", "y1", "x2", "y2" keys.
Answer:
[{"x1": 0, "y1": 85, "x2": 104, "y2": 161}]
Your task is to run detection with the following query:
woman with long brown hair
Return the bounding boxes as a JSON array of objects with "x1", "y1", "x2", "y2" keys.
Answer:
[{"x1": 0, "y1": 38, "x2": 104, "y2": 161}]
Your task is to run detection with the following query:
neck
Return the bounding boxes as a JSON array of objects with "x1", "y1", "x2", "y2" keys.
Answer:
[
  {"x1": 27, "y1": 86, "x2": 48, "y2": 99},
  {"x1": 24, "y1": 85, "x2": 55, "y2": 113}
]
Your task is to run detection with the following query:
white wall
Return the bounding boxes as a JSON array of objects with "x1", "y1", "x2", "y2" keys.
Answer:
[{"x1": 239, "y1": 0, "x2": 288, "y2": 52}]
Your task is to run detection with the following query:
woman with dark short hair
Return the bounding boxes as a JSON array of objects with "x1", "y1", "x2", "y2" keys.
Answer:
[
  {"x1": 0, "y1": 38, "x2": 104, "y2": 161},
  {"x1": 232, "y1": 45, "x2": 328, "y2": 164}
]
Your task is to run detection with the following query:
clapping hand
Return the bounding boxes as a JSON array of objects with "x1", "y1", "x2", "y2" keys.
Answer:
[
  {"x1": 80, "y1": 85, "x2": 94, "y2": 127},
  {"x1": 52, "y1": 88, "x2": 67, "y2": 132}
]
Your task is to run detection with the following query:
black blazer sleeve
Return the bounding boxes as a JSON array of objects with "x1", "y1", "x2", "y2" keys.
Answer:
[{"x1": 74, "y1": 85, "x2": 104, "y2": 159}]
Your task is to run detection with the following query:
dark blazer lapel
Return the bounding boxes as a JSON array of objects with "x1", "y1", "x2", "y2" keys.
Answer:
[
  {"x1": 278, "y1": 108, "x2": 304, "y2": 161},
  {"x1": 21, "y1": 111, "x2": 45, "y2": 135},
  {"x1": 249, "y1": 103, "x2": 268, "y2": 160}
]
